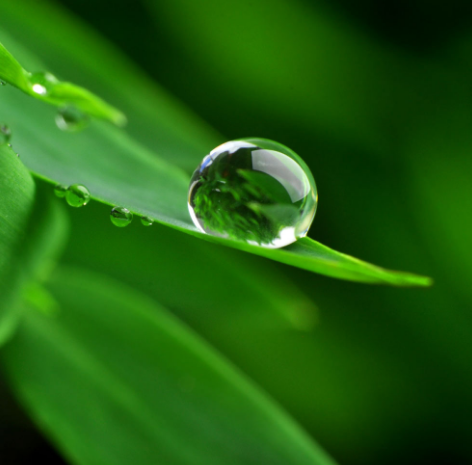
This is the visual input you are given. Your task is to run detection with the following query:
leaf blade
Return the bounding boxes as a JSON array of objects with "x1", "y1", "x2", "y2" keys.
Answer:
[
  {"x1": 0, "y1": 7, "x2": 431, "y2": 286},
  {"x1": 1, "y1": 266, "x2": 337, "y2": 465},
  {"x1": 0, "y1": 144, "x2": 35, "y2": 342},
  {"x1": 0, "y1": 159, "x2": 69, "y2": 345}
]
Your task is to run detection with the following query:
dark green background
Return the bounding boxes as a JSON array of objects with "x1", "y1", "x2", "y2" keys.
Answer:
[{"x1": 2, "y1": 1, "x2": 472, "y2": 464}]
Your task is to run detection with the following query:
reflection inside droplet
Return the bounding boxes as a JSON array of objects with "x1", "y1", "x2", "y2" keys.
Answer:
[{"x1": 32, "y1": 83, "x2": 46, "y2": 95}]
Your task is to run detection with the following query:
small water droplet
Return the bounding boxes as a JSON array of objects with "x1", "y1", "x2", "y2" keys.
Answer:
[
  {"x1": 188, "y1": 138, "x2": 317, "y2": 248},
  {"x1": 110, "y1": 207, "x2": 133, "y2": 227},
  {"x1": 54, "y1": 184, "x2": 68, "y2": 198},
  {"x1": 55, "y1": 106, "x2": 89, "y2": 132},
  {"x1": 140, "y1": 216, "x2": 154, "y2": 226},
  {"x1": 30, "y1": 72, "x2": 58, "y2": 96},
  {"x1": 0, "y1": 80, "x2": 6, "y2": 86},
  {"x1": 0, "y1": 124, "x2": 11, "y2": 145},
  {"x1": 66, "y1": 184, "x2": 90, "y2": 207}
]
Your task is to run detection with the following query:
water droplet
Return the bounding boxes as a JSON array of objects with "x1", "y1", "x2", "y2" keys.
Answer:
[
  {"x1": 188, "y1": 138, "x2": 317, "y2": 248},
  {"x1": 55, "y1": 106, "x2": 89, "y2": 132},
  {"x1": 110, "y1": 207, "x2": 133, "y2": 227},
  {"x1": 0, "y1": 80, "x2": 6, "y2": 86},
  {"x1": 140, "y1": 216, "x2": 154, "y2": 226},
  {"x1": 0, "y1": 124, "x2": 11, "y2": 145},
  {"x1": 30, "y1": 72, "x2": 58, "y2": 96},
  {"x1": 66, "y1": 184, "x2": 90, "y2": 207},
  {"x1": 54, "y1": 184, "x2": 68, "y2": 198}
]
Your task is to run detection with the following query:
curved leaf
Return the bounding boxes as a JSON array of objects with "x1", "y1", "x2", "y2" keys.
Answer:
[
  {"x1": 0, "y1": 144, "x2": 35, "y2": 342},
  {"x1": 0, "y1": 156, "x2": 69, "y2": 345},
  {"x1": 0, "y1": 7, "x2": 431, "y2": 286},
  {"x1": 1, "y1": 266, "x2": 337, "y2": 465}
]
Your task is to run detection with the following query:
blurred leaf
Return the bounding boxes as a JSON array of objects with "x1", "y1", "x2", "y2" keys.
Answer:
[
  {"x1": 0, "y1": 144, "x2": 35, "y2": 343},
  {"x1": 145, "y1": 0, "x2": 407, "y2": 152},
  {"x1": 0, "y1": 168, "x2": 69, "y2": 346},
  {"x1": 0, "y1": 40, "x2": 125, "y2": 126},
  {"x1": 1, "y1": 266, "x2": 337, "y2": 465}
]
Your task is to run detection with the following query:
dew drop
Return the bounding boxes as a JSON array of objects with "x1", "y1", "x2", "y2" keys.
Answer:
[
  {"x1": 30, "y1": 72, "x2": 58, "y2": 96},
  {"x1": 54, "y1": 184, "x2": 68, "y2": 198},
  {"x1": 66, "y1": 184, "x2": 90, "y2": 207},
  {"x1": 0, "y1": 80, "x2": 6, "y2": 86},
  {"x1": 140, "y1": 216, "x2": 154, "y2": 226},
  {"x1": 0, "y1": 124, "x2": 11, "y2": 145},
  {"x1": 188, "y1": 138, "x2": 318, "y2": 248},
  {"x1": 110, "y1": 207, "x2": 133, "y2": 227},
  {"x1": 56, "y1": 106, "x2": 89, "y2": 132}
]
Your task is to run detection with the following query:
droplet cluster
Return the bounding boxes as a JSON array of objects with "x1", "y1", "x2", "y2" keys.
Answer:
[
  {"x1": 52, "y1": 184, "x2": 153, "y2": 229},
  {"x1": 54, "y1": 183, "x2": 91, "y2": 207}
]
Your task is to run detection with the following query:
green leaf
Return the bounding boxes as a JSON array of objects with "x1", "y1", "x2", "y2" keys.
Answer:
[
  {"x1": 0, "y1": 5, "x2": 431, "y2": 286},
  {"x1": 0, "y1": 156, "x2": 69, "y2": 345},
  {"x1": 197, "y1": 236, "x2": 433, "y2": 287},
  {"x1": 1, "y1": 266, "x2": 337, "y2": 465},
  {"x1": 0, "y1": 40, "x2": 125, "y2": 126},
  {"x1": 0, "y1": 144, "x2": 35, "y2": 343}
]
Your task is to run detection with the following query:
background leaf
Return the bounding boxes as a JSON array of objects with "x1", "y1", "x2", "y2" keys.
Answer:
[
  {"x1": 0, "y1": 155, "x2": 68, "y2": 346},
  {"x1": 1, "y1": 266, "x2": 337, "y2": 465},
  {"x1": 0, "y1": 145, "x2": 35, "y2": 343}
]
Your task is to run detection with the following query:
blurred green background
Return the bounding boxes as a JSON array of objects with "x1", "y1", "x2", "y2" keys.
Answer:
[{"x1": 1, "y1": 0, "x2": 472, "y2": 464}]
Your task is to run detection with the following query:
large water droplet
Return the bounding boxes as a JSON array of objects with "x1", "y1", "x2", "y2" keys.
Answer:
[
  {"x1": 56, "y1": 106, "x2": 89, "y2": 132},
  {"x1": 110, "y1": 207, "x2": 133, "y2": 227},
  {"x1": 54, "y1": 184, "x2": 68, "y2": 198},
  {"x1": 30, "y1": 72, "x2": 58, "y2": 96},
  {"x1": 188, "y1": 138, "x2": 317, "y2": 248},
  {"x1": 66, "y1": 184, "x2": 90, "y2": 207},
  {"x1": 0, "y1": 124, "x2": 11, "y2": 145},
  {"x1": 140, "y1": 216, "x2": 154, "y2": 226}
]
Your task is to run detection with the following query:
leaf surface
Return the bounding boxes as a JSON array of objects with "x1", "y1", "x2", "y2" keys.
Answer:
[
  {"x1": 1, "y1": 266, "x2": 337, "y2": 465},
  {"x1": 0, "y1": 4, "x2": 430, "y2": 286}
]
